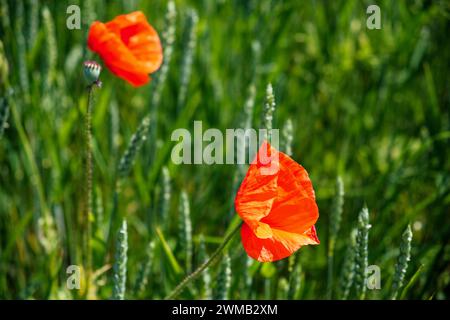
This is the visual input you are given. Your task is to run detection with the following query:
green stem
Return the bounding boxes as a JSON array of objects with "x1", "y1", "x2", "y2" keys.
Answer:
[
  {"x1": 165, "y1": 222, "x2": 242, "y2": 300},
  {"x1": 85, "y1": 85, "x2": 94, "y2": 295}
]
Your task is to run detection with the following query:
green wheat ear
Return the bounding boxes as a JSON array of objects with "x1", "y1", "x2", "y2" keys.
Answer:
[
  {"x1": 83, "y1": 0, "x2": 96, "y2": 27},
  {"x1": 282, "y1": 118, "x2": 294, "y2": 156},
  {"x1": 177, "y1": 8, "x2": 198, "y2": 113},
  {"x1": 391, "y1": 224, "x2": 413, "y2": 300},
  {"x1": 330, "y1": 176, "x2": 344, "y2": 253},
  {"x1": 112, "y1": 220, "x2": 128, "y2": 300},
  {"x1": 262, "y1": 83, "x2": 276, "y2": 142},
  {"x1": 133, "y1": 241, "x2": 155, "y2": 297},
  {"x1": 117, "y1": 116, "x2": 150, "y2": 178},
  {"x1": 213, "y1": 254, "x2": 231, "y2": 300},
  {"x1": 149, "y1": 0, "x2": 176, "y2": 120},
  {"x1": 27, "y1": 0, "x2": 39, "y2": 49},
  {"x1": 198, "y1": 235, "x2": 212, "y2": 299},
  {"x1": 145, "y1": 0, "x2": 177, "y2": 162},
  {"x1": 42, "y1": 6, "x2": 57, "y2": 90},
  {"x1": 178, "y1": 190, "x2": 193, "y2": 273},
  {"x1": 353, "y1": 207, "x2": 371, "y2": 299},
  {"x1": 339, "y1": 228, "x2": 357, "y2": 299},
  {"x1": 159, "y1": 167, "x2": 172, "y2": 229},
  {"x1": 327, "y1": 176, "x2": 344, "y2": 298},
  {"x1": 229, "y1": 83, "x2": 256, "y2": 218}
]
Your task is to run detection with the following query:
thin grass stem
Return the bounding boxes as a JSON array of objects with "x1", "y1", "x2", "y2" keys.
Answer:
[{"x1": 165, "y1": 222, "x2": 242, "y2": 300}]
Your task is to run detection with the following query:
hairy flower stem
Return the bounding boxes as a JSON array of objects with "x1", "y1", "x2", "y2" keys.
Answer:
[
  {"x1": 165, "y1": 222, "x2": 242, "y2": 300},
  {"x1": 84, "y1": 85, "x2": 95, "y2": 295}
]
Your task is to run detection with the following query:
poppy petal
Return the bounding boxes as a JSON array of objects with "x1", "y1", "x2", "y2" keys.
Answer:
[
  {"x1": 305, "y1": 225, "x2": 320, "y2": 244},
  {"x1": 241, "y1": 222, "x2": 291, "y2": 262},
  {"x1": 235, "y1": 163, "x2": 278, "y2": 228},
  {"x1": 262, "y1": 197, "x2": 319, "y2": 234},
  {"x1": 126, "y1": 31, "x2": 163, "y2": 73},
  {"x1": 87, "y1": 11, "x2": 162, "y2": 86},
  {"x1": 88, "y1": 21, "x2": 150, "y2": 85},
  {"x1": 241, "y1": 223, "x2": 320, "y2": 262},
  {"x1": 105, "y1": 11, "x2": 163, "y2": 73},
  {"x1": 236, "y1": 141, "x2": 320, "y2": 262},
  {"x1": 280, "y1": 151, "x2": 316, "y2": 200},
  {"x1": 235, "y1": 141, "x2": 318, "y2": 235}
]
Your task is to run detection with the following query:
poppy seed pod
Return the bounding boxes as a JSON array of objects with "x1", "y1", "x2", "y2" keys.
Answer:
[{"x1": 83, "y1": 60, "x2": 102, "y2": 86}]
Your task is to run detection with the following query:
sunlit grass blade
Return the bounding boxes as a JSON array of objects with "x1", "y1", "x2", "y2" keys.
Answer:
[{"x1": 155, "y1": 226, "x2": 182, "y2": 275}]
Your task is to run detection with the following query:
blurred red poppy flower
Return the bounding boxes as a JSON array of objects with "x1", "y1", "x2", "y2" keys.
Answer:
[
  {"x1": 87, "y1": 11, "x2": 163, "y2": 87},
  {"x1": 235, "y1": 141, "x2": 320, "y2": 262}
]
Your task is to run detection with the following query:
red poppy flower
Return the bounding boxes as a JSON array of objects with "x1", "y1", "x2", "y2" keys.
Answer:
[
  {"x1": 87, "y1": 11, "x2": 163, "y2": 87},
  {"x1": 235, "y1": 141, "x2": 320, "y2": 262}
]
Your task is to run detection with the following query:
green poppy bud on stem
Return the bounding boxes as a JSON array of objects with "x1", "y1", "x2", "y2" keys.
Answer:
[{"x1": 83, "y1": 60, "x2": 102, "y2": 87}]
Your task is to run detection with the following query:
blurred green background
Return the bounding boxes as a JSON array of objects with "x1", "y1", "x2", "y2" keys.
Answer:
[{"x1": 0, "y1": 0, "x2": 449, "y2": 299}]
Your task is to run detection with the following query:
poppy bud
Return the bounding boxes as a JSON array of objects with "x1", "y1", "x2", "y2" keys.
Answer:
[{"x1": 83, "y1": 60, "x2": 102, "y2": 87}]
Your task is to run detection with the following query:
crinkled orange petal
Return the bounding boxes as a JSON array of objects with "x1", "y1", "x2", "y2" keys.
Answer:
[
  {"x1": 236, "y1": 141, "x2": 320, "y2": 262},
  {"x1": 262, "y1": 197, "x2": 318, "y2": 234},
  {"x1": 105, "y1": 11, "x2": 163, "y2": 73},
  {"x1": 87, "y1": 11, "x2": 162, "y2": 87},
  {"x1": 241, "y1": 223, "x2": 320, "y2": 262},
  {"x1": 235, "y1": 141, "x2": 279, "y2": 227}
]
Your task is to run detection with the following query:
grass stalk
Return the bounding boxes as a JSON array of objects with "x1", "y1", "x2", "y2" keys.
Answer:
[{"x1": 165, "y1": 222, "x2": 242, "y2": 300}]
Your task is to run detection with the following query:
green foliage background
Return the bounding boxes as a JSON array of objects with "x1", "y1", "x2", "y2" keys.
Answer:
[{"x1": 0, "y1": 0, "x2": 449, "y2": 299}]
